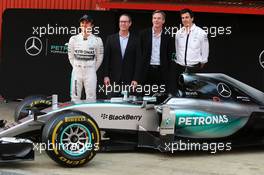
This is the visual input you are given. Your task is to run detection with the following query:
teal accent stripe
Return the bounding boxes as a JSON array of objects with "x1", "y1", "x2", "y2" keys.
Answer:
[
  {"x1": 47, "y1": 103, "x2": 140, "y2": 115},
  {"x1": 174, "y1": 109, "x2": 249, "y2": 138}
]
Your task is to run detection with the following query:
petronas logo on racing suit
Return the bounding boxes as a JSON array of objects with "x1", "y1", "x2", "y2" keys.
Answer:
[{"x1": 74, "y1": 48, "x2": 95, "y2": 61}]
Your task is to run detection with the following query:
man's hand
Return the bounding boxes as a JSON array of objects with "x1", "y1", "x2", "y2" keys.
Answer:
[
  {"x1": 131, "y1": 80, "x2": 138, "y2": 91},
  {"x1": 200, "y1": 63, "x2": 205, "y2": 69},
  {"x1": 104, "y1": 77, "x2": 111, "y2": 86}
]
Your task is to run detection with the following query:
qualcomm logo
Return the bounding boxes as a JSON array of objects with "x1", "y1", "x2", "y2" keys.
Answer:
[
  {"x1": 24, "y1": 36, "x2": 42, "y2": 56},
  {"x1": 217, "y1": 83, "x2": 232, "y2": 98},
  {"x1": 259, "y1": 50, "x2": 264, "y2": 69}
]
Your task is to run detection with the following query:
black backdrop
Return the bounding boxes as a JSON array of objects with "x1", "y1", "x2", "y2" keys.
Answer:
[{"x1": 1, "y1": 9, "x2": 264, "y2": 101}]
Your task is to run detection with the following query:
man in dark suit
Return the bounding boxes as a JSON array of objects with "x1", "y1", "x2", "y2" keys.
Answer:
[
  {"x1": 103, "y1": 14, "x2": 142, "y2": 97},
  {"x1": 139, "y1": 10, "x2": 175, "y2": 95}
]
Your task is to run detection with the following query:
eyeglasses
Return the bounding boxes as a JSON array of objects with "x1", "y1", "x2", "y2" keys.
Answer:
[{"x1": 119, "y1": 21, "x2": 130, "y2": 23}]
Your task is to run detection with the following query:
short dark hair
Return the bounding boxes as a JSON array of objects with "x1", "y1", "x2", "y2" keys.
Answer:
[
  {"x1": 120, "y1": 13, "x2": 132, "y2": 22},
  {"x1": 79, "y1": 14, "x2": 94, "y2": 24},
  {"x1": 152, "y1": 10, "x2": 166, "y2": 20},
  {"x1": 180, "y1": 8, "x2": 194, "y2": 18}
]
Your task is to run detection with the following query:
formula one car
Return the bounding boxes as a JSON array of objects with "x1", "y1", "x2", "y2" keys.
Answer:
[{"x1": 0, "y1": 73, "x2": 264, "y2": 167}]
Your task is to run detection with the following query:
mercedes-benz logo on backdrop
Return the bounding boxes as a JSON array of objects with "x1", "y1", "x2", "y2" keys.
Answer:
[
  {"x1": 25, "y1": 36, "x2": 42, "y2": 56},
  {"x1": 217, "y1": 83, "x2": 232, "y2": 98},
  {"x1": 259, "y1": 50, "x2": 264, "y2": 69}
]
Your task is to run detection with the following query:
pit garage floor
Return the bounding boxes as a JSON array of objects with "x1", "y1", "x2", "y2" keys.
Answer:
[{"x1": 1, "y1": 101, "x2": 264, "y2": 175}]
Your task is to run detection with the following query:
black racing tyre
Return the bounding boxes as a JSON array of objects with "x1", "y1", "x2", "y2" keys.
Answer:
[
  {"x1": 42, "y1": 110, "x2": 100, "y2": 167},
  {"x1": 14, "y1": 95, "x2": 51, "y2": 122}
]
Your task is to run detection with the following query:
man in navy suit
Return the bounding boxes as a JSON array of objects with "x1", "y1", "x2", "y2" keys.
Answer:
[
  {"x1": 139, "y1": 10, "x2": 175, "y2": 95},
  {"x1": 103, "y1": 14, "x2": 142, "y2": 97}
]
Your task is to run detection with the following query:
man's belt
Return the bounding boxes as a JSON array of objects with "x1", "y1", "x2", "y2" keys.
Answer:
[
  {"x1": 186, "y1": 62, "x2": 201, "y2": 68},
  {"x1": 149, "y1": 65, "x2": 161, "y2": 69}
]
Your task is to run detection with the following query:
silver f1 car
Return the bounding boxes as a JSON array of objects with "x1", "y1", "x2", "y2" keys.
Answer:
[{"x1": 0, "y1": 73, "x2": 264, "y2": 167}]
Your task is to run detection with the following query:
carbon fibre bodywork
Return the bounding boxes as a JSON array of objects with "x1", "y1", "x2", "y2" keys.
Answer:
[{"x1": 0, "y1": 137, "x2": 34, "y2": 162}]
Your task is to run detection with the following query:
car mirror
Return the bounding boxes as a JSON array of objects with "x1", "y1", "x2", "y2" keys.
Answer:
[
  {"x1": 142, "y1": 96, "x2": 157, "y2": 103},
  {"x1": 141, "y1": 97, "x2": 157, "y2": 109}
]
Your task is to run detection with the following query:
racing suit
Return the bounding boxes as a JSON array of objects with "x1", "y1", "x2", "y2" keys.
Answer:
[{"x1": 68, "y1": 33, "x2": 103, "y2": 101}]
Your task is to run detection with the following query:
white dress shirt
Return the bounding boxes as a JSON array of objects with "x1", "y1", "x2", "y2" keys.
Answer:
[
  {"x1": 175, "y1": 24, "x2": 209, "y2": 66},
  {"x1": 150, "y1": 29, "x2": 161, "y2": 65},
  {"x1": 119, "y1": 33, "x2": 129, "y2": 59}
]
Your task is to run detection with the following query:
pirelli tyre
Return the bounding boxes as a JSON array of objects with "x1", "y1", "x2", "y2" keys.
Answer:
[
  {"x1": 14, "y1": 95, "x2": 51, "y2": 122},
  {"x1": 42, "y1": 110, "x2": 100, "y2": 167}
]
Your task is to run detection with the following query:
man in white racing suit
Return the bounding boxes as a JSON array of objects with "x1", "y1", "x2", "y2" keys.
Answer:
[{"x1": 68, "y1": 14, "x2": 103, "y2": 102}]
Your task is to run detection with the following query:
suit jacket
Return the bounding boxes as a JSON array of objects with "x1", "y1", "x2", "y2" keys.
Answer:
[
  {"x1": 103, "y1": 33, "x2": 142, "y2": 84},
  {"x1": 139, "y1": 28, "x2": 175, "y2": 92}
]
